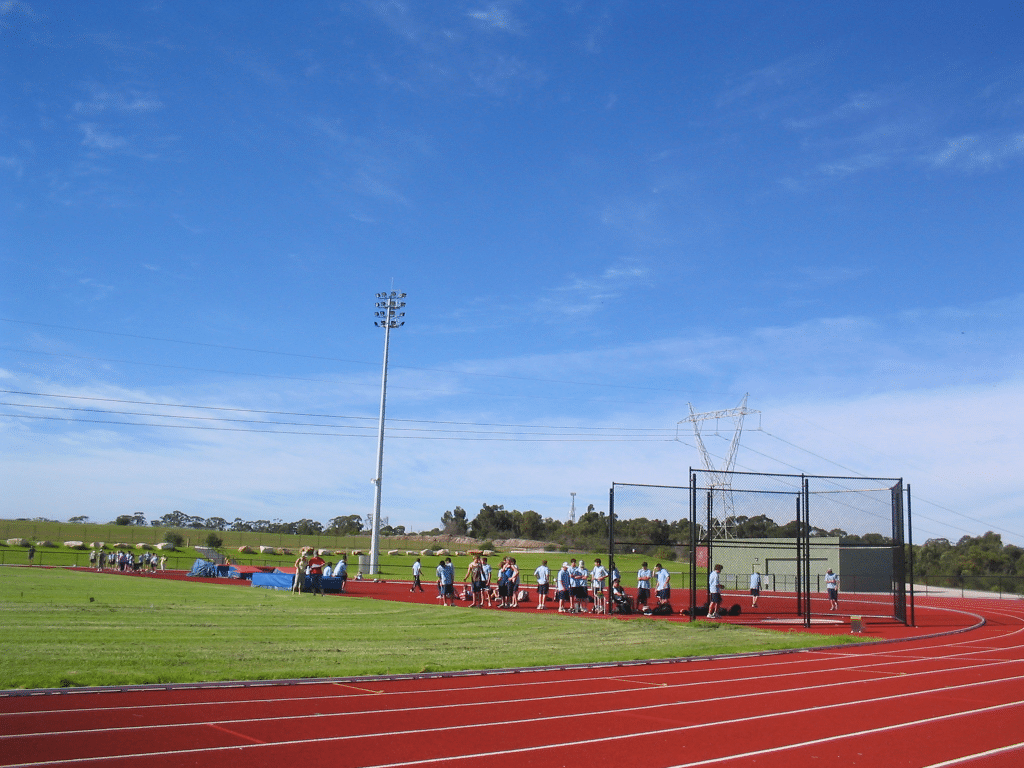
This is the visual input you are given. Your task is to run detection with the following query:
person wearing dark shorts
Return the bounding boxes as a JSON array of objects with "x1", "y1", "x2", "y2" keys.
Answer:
[
  {"x1": 556, "y1": 562, "x2": 572, "y2": 612},
  {"x1": 749, "y1": 571, "x2": 761, "y2": 608},
  {"x1": 465, "y1": 555, "x2": 485, "y2": 607},
  {"x1": 636, "y1": 562, "x2": 652, "y2": 609},
  {"x1": 307, "y1": 551, "x2": 326, "y2": 596},
  {"x1": 654, "y1": 563, "x2": 671, "y2": 605},
  {"x1": 825, "y1": 569, "x2": 839, "y2": 611},
  {"x1": 707, "y1": 564, "x2": 723, "y2": 618},
  {"x1": 534, "y1": 560, "x2": 550, "y2": 610}
]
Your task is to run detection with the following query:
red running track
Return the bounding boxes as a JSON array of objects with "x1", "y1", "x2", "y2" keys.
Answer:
[{"x1": 2, "y1": 594, "x2": 1023, "y2": 767}]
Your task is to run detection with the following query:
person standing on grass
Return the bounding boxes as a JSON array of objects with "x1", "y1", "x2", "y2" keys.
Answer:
[
  {"x1": 636, "y1": 562, "x2": 652, "y2": 611},
  {"x1": 28, "y1": 546, "x2": 35, "y2": 565},
  {"x1": 308, "y1": 551, "x2": 326, "y2": 596},
  {"x1": 292, "y1": 550, "x2": 309, "y2": 594},
  {"x1": 826, "y1": 569, "x2": 840, "y2": 611},
  {"x1": 655, "y1": 563, "x2": 671, "y2": 606},
  {"x1": 411, "y1": 558, "x2": 424, "y2": 592},
  {"x1": 707, "y1": 564, "x2": 723, "y2": 618},
  {"x1": 750, "y1": 571, "x2": 762, "y2": 608},
  {"x1": 534, "y1": 560, "x2": 550, "y2": 610},
  {"x1": 591, "y1": 559, "x2": 609, "y2": 614}
]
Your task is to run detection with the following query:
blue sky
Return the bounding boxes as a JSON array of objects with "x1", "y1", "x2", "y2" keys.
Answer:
[{"x1": 3, "y1": 1, "x2": 1023, "y2": 545}]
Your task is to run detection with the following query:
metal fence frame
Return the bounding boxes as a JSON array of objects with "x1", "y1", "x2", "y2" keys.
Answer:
[{"x1": 609, "y1": 470, "x2": 912, "y2": 626}]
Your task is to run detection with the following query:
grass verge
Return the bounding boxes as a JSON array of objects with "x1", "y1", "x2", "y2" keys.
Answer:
[{"x1": 0, "y1": 567, "x2": 868, "y2": 690}]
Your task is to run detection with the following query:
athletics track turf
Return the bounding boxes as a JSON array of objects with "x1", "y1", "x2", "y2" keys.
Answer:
[{"x1": 2, "y1": 571, "x2": 1023, "y2": 767}]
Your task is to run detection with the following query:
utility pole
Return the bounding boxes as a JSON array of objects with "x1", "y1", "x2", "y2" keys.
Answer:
[{"x1": 370, "y1": 290, "x2": 406, "y2": 576}]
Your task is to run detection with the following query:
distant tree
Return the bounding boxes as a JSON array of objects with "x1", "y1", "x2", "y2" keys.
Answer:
[
  {"x1": 469, "y1": 503, "x2": 518, "y2": 539},
  {"x1": 153, "y1": 511, "x2": 191, "y2": 528},
  {"x1": 204, "y1": 532, "x2": 224, "y2": 549},
  {"x1": 327, "y1": 515, "x2": 364, "y2": 535},
  {"x1": 69, "y1": 515, "x2": 90, "y2": 524},
  {"x1": 164, "y1": 531, "x2": 185, "y2": 547},
  {"x1": 441, "y1": 506, "x2": 469, "y2": 536},
  {"x1": 113, "y1": 515, "x2": 134, "y2": 526},
  {"x1": 519, "y1": 510, "x2": 544, "y2": 539},
  {"x1": 205, "y1": 517, "x2": 228, "y2": 531},
  {"x1": 295, "y1": 519, "x2": 323, "y2": 536}
]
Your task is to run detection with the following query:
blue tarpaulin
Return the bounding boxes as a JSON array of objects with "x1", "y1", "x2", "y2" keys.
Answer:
[{"x1": 187, "y1": 558, "x2": 218, "y2": 577}]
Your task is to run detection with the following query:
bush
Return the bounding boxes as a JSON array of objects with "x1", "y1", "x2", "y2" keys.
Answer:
[
  {"x1": 164, "y1": 531, "x2": 185, "y2": 548},
  {"x1": 205, "y1": 533, "x2": 224, "y2": 549}
]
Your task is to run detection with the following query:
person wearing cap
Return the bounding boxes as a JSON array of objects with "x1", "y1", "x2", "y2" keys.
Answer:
[
  {"x1": 557, "y1": 562, "x2": 572, "y2": 613},
  {"x1": 825, "y1": 568, "x2": 840, "y2": 611}
]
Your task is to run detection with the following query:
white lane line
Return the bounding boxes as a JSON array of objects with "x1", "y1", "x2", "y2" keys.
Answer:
[
  {"x1": 3, "y1": 671, "x2": 1023, "y2": 767},
  {"x1": 5, "y1": 653, "x2": 1024, "y2": 740},
  {"x1": 918, "y1": 740, "x2": 1024, "y2": 767}
]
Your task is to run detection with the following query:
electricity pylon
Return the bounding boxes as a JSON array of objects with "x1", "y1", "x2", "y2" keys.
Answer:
[{"x1": 678, "y1": 394, "x2": 758, "y2": 539}]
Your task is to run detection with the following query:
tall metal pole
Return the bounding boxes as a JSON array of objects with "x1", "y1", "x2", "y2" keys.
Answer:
[{"x1": 370, "y1": 291, "x2": 405, "y2": 576}]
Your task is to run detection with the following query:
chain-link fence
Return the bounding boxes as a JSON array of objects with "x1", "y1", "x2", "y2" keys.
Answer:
[{"x1": 611, "y1": 471, "x2": 911, "y2": 626}]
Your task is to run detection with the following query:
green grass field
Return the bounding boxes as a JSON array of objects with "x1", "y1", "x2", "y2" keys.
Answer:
[
  {"x1": 0, "y1": 521, "x2": 690, "y2": 584},
  {"x1": 0, "y1": 566, "x2": 867, "y2": 690}
]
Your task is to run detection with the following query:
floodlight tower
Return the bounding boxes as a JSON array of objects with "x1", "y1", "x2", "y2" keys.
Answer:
[
  {"x1": 370, "y1": 290, "x2": 406, "y2": 576},
  {"x1": 679, "y1": 394, "x2": 758, "y2": 539}
]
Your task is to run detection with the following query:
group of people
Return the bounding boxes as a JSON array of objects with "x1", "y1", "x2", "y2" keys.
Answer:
[
  {"x1": 412, "y1": 556, "x2": 842, "y2": 617},
  {"x1": 428, "y1": 554, "x2": 527, "y2": 608},
  {"x1": 417, "y1": 555, "x2": 678, "y2": 617},
  {"x1": 292, "y1": 549, "x2": 347, "y2": 595},
  {"x1": 90, "y1": 548, "x2": 165, "y2": 573}
]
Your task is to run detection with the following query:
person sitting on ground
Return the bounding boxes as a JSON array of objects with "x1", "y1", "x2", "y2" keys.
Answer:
[{"x1": 610, "y1": 578, "x2": 633, "y2": 614}]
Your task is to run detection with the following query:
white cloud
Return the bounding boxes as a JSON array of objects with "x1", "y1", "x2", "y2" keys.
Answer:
[
  {"x1": 74, "y1": 87, "x2": 164, "y2": 115},
  {"x1": 79, "y1": 123, "x2": 126, "y2": 150},
  {"x1": 3, "y1": 293, "x2": 1023, "y2": 545},
  {"x1": 926, "y1": 132, "x2": 1024, "y2": 172},
  {"x1": 467, "y1": 3, "x2": 524, "y2": 34}
]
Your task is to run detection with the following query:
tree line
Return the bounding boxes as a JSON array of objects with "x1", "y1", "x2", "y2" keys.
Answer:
[{"x1": 66, "y1": 508, "x2": 1024, "y2": 579}]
